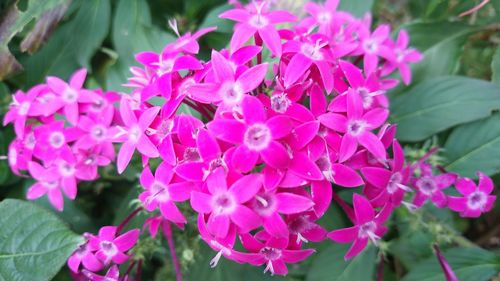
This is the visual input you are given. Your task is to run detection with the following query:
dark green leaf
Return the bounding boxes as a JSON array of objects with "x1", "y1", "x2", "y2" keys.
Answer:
[
  {"x1": 0, "y1": 199, "x2": 83, "y2": 281},
  {"x1": 339, "y1": 0, "x2": 374, "y2": 17},
  {"x1": 199, "y1": 4, "x2": 233, "y2": 33},
  {"x1": 23, "y1": 0, "x2": 111, "y2": 86},
  {"x1": 444, "y1": 113, "x2": 500, "y2": 177},
  {"x1": 0, "y1": 0, "x2": 70, "y2": 79},
  {"x1": 390, "y1": 76, "x2": 500, "y2": 141},
  {"x1": 492, "y1": 47, "x2": 500, "y2": 86},
  {"x1": 402, "y1": 247, "x2": 500, "y2": 281},
  {"x1": 306, "y1": 244, "x2": 377, "y2": 281}
]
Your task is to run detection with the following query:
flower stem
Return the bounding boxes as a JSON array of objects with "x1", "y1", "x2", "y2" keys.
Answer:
[
  {"x1": 136, "y1": 260, "x2": 143, "y2": 281},
  {"x1": 375, "y1": 253, "x2": 385, "y2": 281},
  {"x1": 332, "y1": 190, "x2": 355, "y2": 223},
  {"x1": 116, "y1": 207, "x2": 143, "y2": 234},
  {"x1": 162, "y1": 222, "x2": 183, "y2": 281}
]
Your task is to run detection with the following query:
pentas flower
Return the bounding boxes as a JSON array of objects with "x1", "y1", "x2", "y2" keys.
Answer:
[
  {"x1": 448, "y1": 173, "x2": 496, "y2": 218},
  {"x1": 115, "y1": 98, "x2": 160, "y2": 173},
  {"x1": 68, "y1": 238, "x2": 102, "y2": 273},
  {"x1": 139, "y1": 163, "x2": 192, "y2": 224},
  {"x1": 75, "y1": 106, "x2": 115, "y2": 150},
  {"x1": 249, "y1": 188, "x2": 315, "y2": 237},
  {"x1": 190, "y1": 50, "x2": 268, "y2": 110},
  {"x1": 303, "y1": 0, "x2": 350, "y2": 35},
  {"x1": 283, "y1": 36, "x2": 333, "y2": 92},
  {"x1": 33, "y1": 121, "x2": 73, "y2": 162},
  {"x1": 175, "y1": 128, "x2": 227, "y2": 181},
  {"x1": 3, "y1": 88, "x2": 40, "y2": 138},
  {"x1": 26, "y1": 161, "x2": 70, "y2": 211},
  {"x1": 355, "y1": 24, "x2": 391, "y2": 74},
  {"x1": 382, "y1": 30, "x2": 423, "y2": 85},
  {"x1": 135, "y1": 50, "x2": 202, "y2": 100},
  {"x1": 197, "y1": 214, "x2": 238, "y2": 268},
  {"x1": 236, "y1": 234, "x2": 315, "y2": 276},
  {"x1": 191, "y1": 168, "x2": 262, "y2": 238},
  {"x1": 89, "y1": 226, "x2": 140, "y2": 265},
  {"x1": 46, "y1": 68, "x2": 98, "y2": 125},
  {"x1": 319, "y1": 89, "x2": 388, "y2": 162},
  {"x1": 411, "y1": 163, "x2": 457, "y2": 208},
  {"x1": 83, "y1": 265, "x2": 122, "y2": 281},
  {"x1": 361, "y1": 140, "x2": 412, "y2": 207},
  {"x1": 208, "y1": 95, "x2": 292, "y2": 172},
  {"x1": 219, "y1": 1, "x2": 297, "y2": 56},
  {"x1": 286, "y1": 213, "x2": 327, "y2": 245},
  {"x1": 328, "y1": 194, "x2": 392, "y2": 260}
]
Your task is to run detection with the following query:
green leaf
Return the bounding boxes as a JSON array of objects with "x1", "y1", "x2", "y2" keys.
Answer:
[
  {"x1": 444, "y1": 112, "x2": 500, "y2": 177},
  {"x1": 306, "y1": 244, "x2": 377, "y2": 281},
  {"x1": 402, "y1": 247, "x2": 500, "y2": 281},
  {"x1": 0, "y1": 199, "x2": 83, "y2": 281},
  {"x1": 390, "y1": 76, "x2": 500, "y2": 141},
  {"x1": 390, "y1": 21, "x2": 475, "y2": 95},
  {"x1": 199, "y1": 4, "x2": 233, "y2": 33},
  {"x1": 492, "y1": 47, "x2": 500, "y2": 86},
  {"x1": 339, "y1": 0, "x2": 374, "y2": 17},
  {"x1": 107, "y1": 0, "x2": 175, "y2": 91},
  {"x1": 0, "y1": 0, "x2": 70, "y2": 79},
  {"x1": 23, "y1": 0, "x2": 111, "y2": 86}
]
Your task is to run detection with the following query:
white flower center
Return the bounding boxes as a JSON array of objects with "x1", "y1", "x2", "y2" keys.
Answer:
[
  {"x1": 100, "y1": 240, "x2": 118, "y2": 257},
  {"x1": 271, "y1": 93, "x2": 291, "y2": 113},
  {"x1": 347, "y1": 120, "x2": 367, "y2": 136},
  {"x1": 467, "y1": 191, "x2": 487, "y2": 210},
  {"x1": 150, "y1": 181, "x2": 170, "y2": 202},
  {"x1": 220, "y1": 81, "x2": 244, "y2": 105},
  {"x1": 62, "y1": 87, "x2": 78, "y2": 103},
  {"x1": 363, "y1": 39, "x2": 379, "y2": 54},
  {"x1": 49, "y1": 132, "x2": 65, "y2": 148},
  {"x1": 91, "y1": 125, "x2": 107, "y2": 141},
  {"x1": 244, "y1": 123, "x2": 271, "y2": 151},
  {"x1": 416, "y1": 176, "x2": 437, "y2": 196},
  {"x1": 211, "y1": 192, "x2": 236, "y2": 215},
  {"x1": 18, "y1": 102, "x2": 30, "y2": 116}
]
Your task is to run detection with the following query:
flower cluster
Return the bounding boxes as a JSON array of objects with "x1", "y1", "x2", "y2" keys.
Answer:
[
  {"x1": 3, "y1": 0, "x2": 496, "y2": 278},
  {"x1": 3, "y1": 69, "x2": 121, "y2": 211}
]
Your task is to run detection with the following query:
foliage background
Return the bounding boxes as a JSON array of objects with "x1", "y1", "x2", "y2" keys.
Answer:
[{"x1": 0, "y1": 0, "x2": 499, "y2": 280}]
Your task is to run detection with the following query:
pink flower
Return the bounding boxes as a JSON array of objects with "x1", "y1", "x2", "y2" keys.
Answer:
[
  {"x1": 190, "y1": 168, "x2": 262, "y2": 238},
  {"x1": 382, "y1": 30, "x2": 423, "y2": 84},
  {"x1": 3, "y1": 89, "x2": 40, "y2": 138},
  {"x1": 236, "y1": 234, "x2": 315, "y2": 276},
  {"x1": 361, "y1": 140, "x2": 412, "y2": 207},
  {"x1": 139, "y1": 163, "x2": 192, "y2": 224},
  {"x1": 319, "y1": 90, "x2": 388, "y2": 162},
  {"x1": 189, "y1": 50, "x2": 268, "y2": 109},
  {"x1": 412, "y1": 164, "x2": 457, "y2": 208},
  {"x1": 208, "y1": 95, "x2": 292, "y2": 172},
  {"x1": 249, "y1": 188, "x2": 315, "y2": 237},
  {"x1": 115, "y1": 98, "x2": 160, "y2": 173},
  {"x1": 33, "y1": 121, "x2": 73, "y2": 162},
  {"x1": 75, "y1": 106, "x2": 115, "y2": 150},
  {"x1": 283, "y1": 36, "x2": 333, "y2": 91},
  {"x1": 46, "y1": 68, "x2": 97, "y2": 125},
  {"x1": 82, "y1": 265, "x2": 122, "y2": 281},
  {"x1": 68, "y1": 240, "x2": 102, "y2": 273},
  {"x1": 447, "y1": 173, "x2": 496, "y2": 218},
  {"x1": 219, "y1": 1, "x2": 296, "y2": 56},
  {"x1": 135, "y1": 50, "x2": 202, "y2": 100},
  {"x1": 89, "y1": 226, "x2": 139, "y2": 264},
  {"x1": 328, "y1": 194, "x2": 392, "y2": 260},
  {"x1": 433, "y1": 244, "x2": 459, "y2": 281},
  {"x1": 26, "y1": 161, "x2": 69, "y2": 211},
  {"x1": 197, "y1": 214, "x2": 238, "y2": 268},
  {"x1": 356, "y1": 24, "x2": 391, "y2": 74}
]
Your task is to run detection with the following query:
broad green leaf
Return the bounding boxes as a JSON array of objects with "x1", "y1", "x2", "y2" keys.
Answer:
[
  {"x1": 390, "y1": 21, "x2": 475, "y2": 95},
  {"x1": 0, "y1": 199, "x2": 83, "y2": 281},
  {"x1": 306, "y1": 244, "x2": 377, "y2": 281},
  {"x1": 390, "y1": 76, "x2": 500, "y2": 141},
  {"x1": 199, "y1": 4, "x2": 234, "y2": 33},
  {"x1": 402, "y1": 247, "x2": 500, "y2": 281},
  {"x1": 492, "y1": 47, "x2": 500, "y2": 86},
  {"x1": 389, "y1": 232, "x2": 434, "y2": 270},
  {"x1": 23, "y1": 0, "x2": 111, "y2": 86},
  {"x1": 108, "y1": 0, "x2": 175, "y2": 91},
  {"x1": 444, "y1": 113, "x2": 500, "y2": 177},
  {"x1": 339, "y1": 0, "x2": 374, "y2": 17},
  {"x1": 0, "y1": 0, "x2": 70, "y2": 79}
]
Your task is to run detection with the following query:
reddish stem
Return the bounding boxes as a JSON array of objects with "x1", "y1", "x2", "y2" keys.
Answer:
[
  {"x1": 124, "y1": 261, "x2": 137, "y2": 277},
  {"x1": 332, "y1": 191, "x2": 355, "y2": 223},
  {"x1": 162, "y1": 222, "x2": 183, "y2": 281},
  {"x1": 376, "y1": 253, "x2": 385, "y2": 281},
  {"x1": 136, "y1": 260, "x2": 143, "y2": 281},
  {"x1": 254, "y1": 33, "x2": 265, "y2": 95},
  {"x1": 182, "y1": 99, "x2": 212, "y2": 120},
  {"x1": 459, "y1": 0, "x2": 489, "y2": 17},
  {"x1": 116, "y1": 207, "x2": 143, "y2": 234}
]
